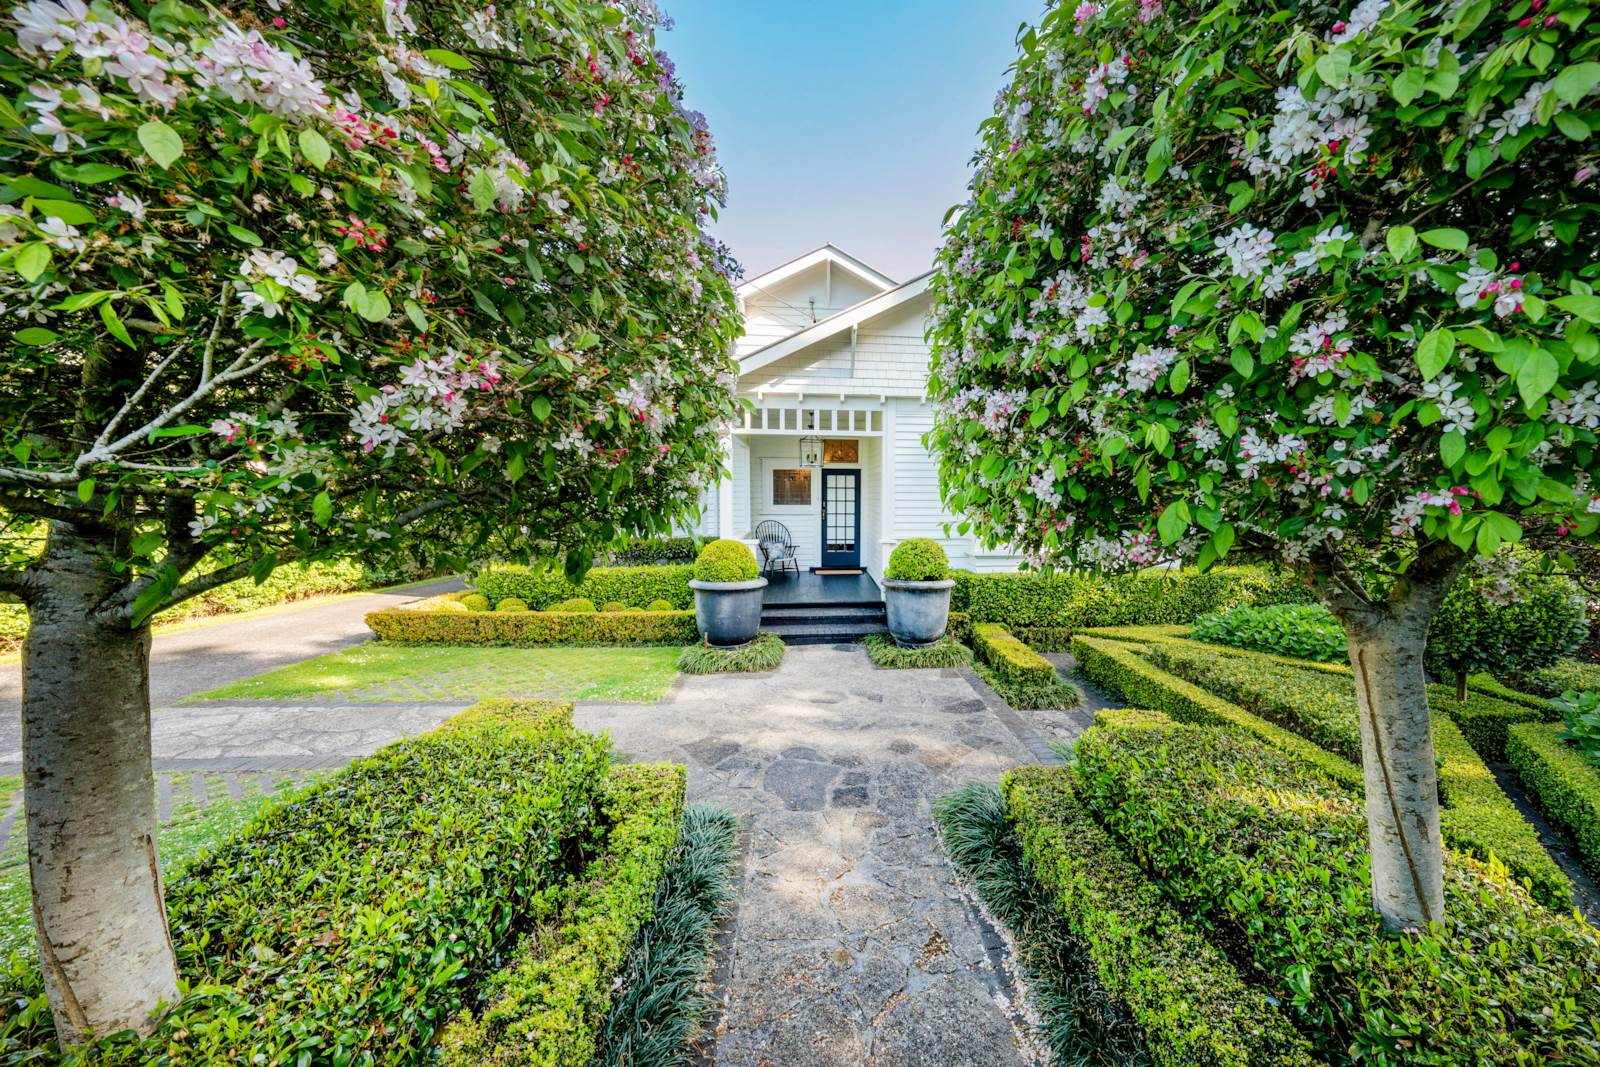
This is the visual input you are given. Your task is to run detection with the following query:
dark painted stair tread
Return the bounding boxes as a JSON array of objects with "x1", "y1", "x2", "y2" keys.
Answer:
[{"x1": 762, "y1": 607, "x2": 885, "y2": 622}]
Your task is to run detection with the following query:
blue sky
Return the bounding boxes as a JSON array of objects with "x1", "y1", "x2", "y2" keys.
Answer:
[{"x1": 662, "y1": 0, "x2": 1042, "y2": 283}]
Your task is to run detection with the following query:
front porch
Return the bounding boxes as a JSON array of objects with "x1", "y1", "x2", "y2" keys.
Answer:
[{"x1": 758, "y1": 569, "x2": 887, "y2": 644}]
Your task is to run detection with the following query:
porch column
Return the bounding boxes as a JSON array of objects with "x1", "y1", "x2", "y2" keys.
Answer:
[
  {"x1": 718, "y1": 433, "x2": 736, "y2": 539},
  {"x1": 880, "y1": 403, "x2": 896, "y2": 547}
]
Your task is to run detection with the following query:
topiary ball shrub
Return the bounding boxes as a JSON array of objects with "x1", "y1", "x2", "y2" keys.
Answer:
[
  {"x1": 885, "y1": 538, "x2": 950, "y2": 582},
  {"x1": 601, "y1": 601, "x2": 629, "y2": 613},
  {"x1": 550, "y1": 597, "x2": 598, "y2": 613},
  {"x1": 461, "y1": 593, "x2": 491, "y2": 613},
  {"x1": 692, "y1": 540, "x2": 759, "y2": 584},
  {"x1": 434, "y1": 601, "x2": 470, "y2": 614},
  {"x1": 494, "y1": 598, "x2": 529, "y2": 613},
  {"x1": 1426, "y1": 555, "x2": 1588, "y2": 699},
  {"x1": 646, "y1": 599, "x2": 676, "y2": 613}
]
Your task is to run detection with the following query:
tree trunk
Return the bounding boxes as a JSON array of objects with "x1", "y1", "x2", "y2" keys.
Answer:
[
  {"x1": 1455, "y1": 670, "x2": 1467, "y2": 702},
  {"x1": 1344, "y1": 618, "x2": 1446, "y2": 930},
  {"x1": 21, "y1": 524, "x2": 178, "y2": 1046}
]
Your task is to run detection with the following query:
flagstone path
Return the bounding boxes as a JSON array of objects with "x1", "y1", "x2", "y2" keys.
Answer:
[{"x1": 577, "y1": 645, "x2": 1073, "y2": 1067}]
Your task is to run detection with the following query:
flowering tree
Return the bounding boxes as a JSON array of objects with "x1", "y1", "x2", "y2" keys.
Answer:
[
  {"x1": 928, "y1": 0, "x2": 1600, "y2": 930},
  {"x1": 0, "y1": 0, "x2": 739, "y2": 1042}
]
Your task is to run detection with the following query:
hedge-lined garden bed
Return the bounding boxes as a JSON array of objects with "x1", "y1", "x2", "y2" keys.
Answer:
[
  {"x1": 0, "y1": 701, "x2": 729, "y2": 1065},
  {"x1": 1508, "y1": 722, "x2": 1600, "y2": 879},
  {"x1": 1073, "y1": 631, "x2": 1572, "y2": 909},
  {"x1": 476, "y1": 564, "x2": 694, "y2": 611},
  {"x1": 367, "y1": 603, "x2": 697, "y2": 646},
  {"x1": 1044, "y1": 716, "x2": 1600, "y2": 1063},
  {"x1": 951, "y1": 566, "x2": 1310, "y2": 631}
]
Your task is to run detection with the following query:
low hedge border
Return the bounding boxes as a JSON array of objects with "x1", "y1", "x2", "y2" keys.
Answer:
[
  {"x1": 1071, "y1": 634, "x2": 1362, "y2": 790},
  {"x1": 1434, "y1": 686, "x2": 1551, "y2": 763},
  {"x1": 476, "y1": 564, "x2": 693, "y2": 611},
  {"x1": 366, "y1": 607, "x2": 697, "y2": 646},
  {"x1": 1508, "y1": 722, "x2": 1600, "y2": 878},
  {"x1": 441, "y1": 763, "x2": 688, "y2": 1067},
  {"x1": 1003, "y1": 766, "x2": 1322, "y2": 1067},
  {"x1": 951, "y1": 566, "x2": 1313, "y2": 629},
  {"x1": 1068, "y1": 633, "x2": 1568, "y2": 908},
  {"x1": 974, "y1": 661, "x2": 1082, "y2": 711},
  {"x1": 1121, "y1": 637, "x2": 1571, "y2": 908},
  {"x1": 1466, "y1": 673, "x2": 1560, "y2": 714},
  {"x1": 593, "y1": 805, "x2": 740, "y2": 1067},
  {"x1": 5, "y1": 700, "x2": 614, "y2": 1062},
  {"x1": 973, "y1": 623, "x2": 1056, "y2": 686}
]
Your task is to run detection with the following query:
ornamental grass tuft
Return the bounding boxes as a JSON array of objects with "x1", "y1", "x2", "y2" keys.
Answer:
[
  {"x1": 677, "y1": 632, "x2": 784, "y2": 674},
  {"x1": 860, "y1": 633, "x2": 972, "y2": 669}
]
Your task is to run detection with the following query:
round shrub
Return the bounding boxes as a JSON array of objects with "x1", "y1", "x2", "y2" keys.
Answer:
[
  {"x1": 646, "y1": 599, "x2": 676, "y2": 613},
  {"x1": 550, "y1": 597, "x2": 597, "y2": 613},
  {"x1": 433, "y1": 601, "x2": 469, "y2": 614},
  {"x1": 693, "y1": 540, "x2": 758, "y2": 584},
  {"x1": 461, "y1": 593, "x2": 491, "y2": 613},
  {"x1": 1426, "y1": 555, "x2": 1588, "y2": 697},
  {"x1": 601, "y1": 601, "x2": 628, "y2": 613},
  {"x1": 885, "y1": 538, "x2": 950, "y2": 582},
  {"x1": 493, "y1": 598, "x2": 529, "y2": 613}
]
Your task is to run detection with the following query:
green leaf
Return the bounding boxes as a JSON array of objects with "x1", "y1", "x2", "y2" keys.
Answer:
[
  {"x1": 14, "y1": 242, "x2": 50, "y2": 281},
  {"x1": 1554, "y1": 62, "x2": 1600, "y2": 106},
  {"x1": 1385, "y1": 225, "x2": 1417, "y2": 261},
  {"x1": 1415, "y1": 327, "x2": 1455, "y2": 381},
  {"x1": 99, "y1": 300, "x2": 134, "y2": 346},
  {"x1": 14, "y1": 326, "x2": 57, "y2": 345},
  {"x1": 529, "y1": 396, "x2": 552, "y2": 421},
  {"x1": 403, "y1": 298, "x2": 427, "y2": 331},
  {"x1": 1392, "y1": 67, "x2": 1426, "y2": 105},
  {"x1": 469, "y1": 168, "x2": 497, "y2": 212},
  {"x1": 227, "y1": 223, "x2": 263, "y2": 247},
  {"x1": 1419, "y1": 227, "x2": 1468, "y2": 252},
  {"x1": 31, "y1": 199, "x2": 95, "y2": 225},
  {"x1": 1555, "y1": 111, "x2": 1590, "y2": 142},
  {"x1": 298, "y1": 128, "x2": 331, "y2": 169},
  {"x1": 1169, "y1": 358, "x2": 1190, "y2": 393},
  {"x1": 358, "y1": 289, "x2": 390, "y2": 322},
  {"x1": 1516, "y1": 347, "x2": 1559, "y2": 406},
  {"x1": 423, "y1": 48, "x2": 475, "y2": 70},
  {"x1": 312, "y1": 491, "x2": 332, "y2": 527},
  {"x1": 1156, "y1": 500, "x2": 1190, "y2": 545},
  {"x1": 137, "y1": 120, "x2": 184, "y2": 169},
  {"x1": 1554, "y1": 294, "x2": 1600, "y2": 323},
  {"x1": 1440, "y1": 429, "x2": 1466, "y2": 468},
  {"x1": 1316, "y1": 48, "x2": 1351, "y2": 87},
  {"x1": 76, "y1": 478, "x2": 94, "y2": 503},
  {"x1": 50, "y1": 162, "x2": 128, "y2": 184}
]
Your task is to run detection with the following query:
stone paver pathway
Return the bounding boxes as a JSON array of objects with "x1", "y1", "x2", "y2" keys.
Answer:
[{"x1": 576, "y1": 644, "x2": 1063, "y2": 1067}]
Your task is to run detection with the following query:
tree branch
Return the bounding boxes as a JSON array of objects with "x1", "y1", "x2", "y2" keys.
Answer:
[{"x1": 0, "y1": 490, "x2": 111, "y2": 531}]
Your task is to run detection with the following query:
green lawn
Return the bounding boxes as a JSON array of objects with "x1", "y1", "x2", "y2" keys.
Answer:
[
  {"x1": 0, "y1": 771, "x2": 315, "y2": 961},
  {"x1": 186, "y1": 643, "x2": 683, "y2": 703}
]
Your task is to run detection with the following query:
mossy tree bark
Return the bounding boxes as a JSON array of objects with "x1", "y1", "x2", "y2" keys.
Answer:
[
  {"x1": 1318, "y1": 541, "x2": 1465, "y2": 931},
  {"x1": 20, "y1": 523, "x2": 178, "y2": 1045}
]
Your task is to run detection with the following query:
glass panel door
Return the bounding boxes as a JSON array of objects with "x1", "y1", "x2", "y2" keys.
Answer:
[{"x1": 820, "y1": 469, "x2": 860, "y2": 568}]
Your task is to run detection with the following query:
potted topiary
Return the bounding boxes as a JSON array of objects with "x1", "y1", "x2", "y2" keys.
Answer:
[
  {"x1": 881, "y1": 538, "x2": 954, "y2": 648},
  {"x1": 689, "y1": 539, "x2": 767, "y2": 647}
]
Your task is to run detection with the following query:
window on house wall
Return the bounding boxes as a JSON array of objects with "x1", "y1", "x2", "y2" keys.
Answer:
[
  {"x1": 772, "y1": 468, "x2": 811, "y2": 506},
  {"x1": 822, "y1": 439, "x2": 858, "y2": 463}
]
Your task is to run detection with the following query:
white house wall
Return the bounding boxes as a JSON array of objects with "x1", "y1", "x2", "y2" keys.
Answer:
[{"x1": 738, "y1": 268, "x2": 886, "y2": 356}]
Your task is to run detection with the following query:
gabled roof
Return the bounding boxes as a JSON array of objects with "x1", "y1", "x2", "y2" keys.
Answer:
[
  {"x1": 736, "y1": 244, "x2": 898, "y2": 299},
  {"x1": 738, "y1": 271, "x2": 933, "y2": 376}
]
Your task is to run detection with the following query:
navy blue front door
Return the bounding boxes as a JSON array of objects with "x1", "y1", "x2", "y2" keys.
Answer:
[{"x1": 820, "y1": 469, "x2": 861, "y2": 568}]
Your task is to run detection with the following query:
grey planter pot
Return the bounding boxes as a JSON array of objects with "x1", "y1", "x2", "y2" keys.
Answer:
[
  {"x1": 881, "y1": 578, "x2": 955, "y2": 648},
  {"x1": 689, "y1": 577, "x2": 768, "y2": 647}
]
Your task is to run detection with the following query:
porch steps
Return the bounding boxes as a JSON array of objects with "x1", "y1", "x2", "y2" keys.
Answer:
[{"x1": 761, "y1": 601, "x2": 887, "y2": 645}]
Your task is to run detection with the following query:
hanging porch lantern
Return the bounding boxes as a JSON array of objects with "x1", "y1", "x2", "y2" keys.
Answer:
[{"x1": 798, "y1": 435, "x2": 822, "y2": 467}]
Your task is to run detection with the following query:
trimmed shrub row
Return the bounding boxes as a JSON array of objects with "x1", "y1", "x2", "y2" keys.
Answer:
[
  {"x1": 476, "y1": 565, "x2": 693, "y2": 611},
  {"x1": 1508, "y1": 722, "x2": 1600, "y2": 878},
  {"x1": 441, "y1": 763, "x2": 688, "y2": 1066},
  {"x1": 950, "y1": 566, "x2": 1311, "y2": 629},
  {"x1": 366, "y1": 607, "x2": 697, "y2": 646},
  {"x1": 1190, "y1": 602, "x2": 1346, "y2": 662},
  {"x1": 607, "y1": 536, "x2": 701, "y2": 566},
  {"x1": 1003, "y1": 765, "x2": 1321, "y2": 1067},
  {"x1": 972, "y1": 623, "x2": 1056, "y2": 686},
  {"x1": 1071, "y1": 719, "x2": 1600, "y2": 1065},
  {"x1": 1075, "y1": 635, "x2": 1571, "y2": 908},
  {"x1": 1513, "y1": 656, "x2": 1600, "y2": 699}
]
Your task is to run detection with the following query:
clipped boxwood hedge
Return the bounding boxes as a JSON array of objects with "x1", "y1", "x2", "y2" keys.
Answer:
[
  {"x1": 476, "y1": 565, "x2": 693, "y2": 611},
  {"x1": 1508, "y1": 722, "x2": 1600, "y2": 878},
  {"x1": 441, "y1": 763, "x2": 687, "y2": 1066},
  {"x1": 1072, "y1": 719, "x2": 1600, "y2": 1065},
  {"x1": 950, "y1": 566, "x2": 1311, "y2": 630},
  {"x1": 1003, "y1": 766, "x2": 1321, "y2": 1067},
  {"x1": 366, "y1": 606, "x2": 697, "y2": 646},
  {"x1": 972, "y1": 623, "x2": 1055, "y2": 686},
  {"x1": 1074, "y1": 635, "x2": 1571, "y2": 908}
]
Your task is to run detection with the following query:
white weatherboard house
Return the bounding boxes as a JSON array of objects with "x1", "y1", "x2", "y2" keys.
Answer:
[{"x1": 688, "y1": 245, "x2": 1021, "y2": 578}]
